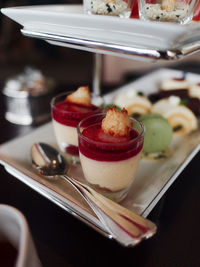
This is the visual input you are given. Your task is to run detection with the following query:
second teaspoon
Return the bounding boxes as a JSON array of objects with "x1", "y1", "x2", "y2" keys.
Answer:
[{"x1": 31, "y1": 142, "x2": 157, "y2": 247}]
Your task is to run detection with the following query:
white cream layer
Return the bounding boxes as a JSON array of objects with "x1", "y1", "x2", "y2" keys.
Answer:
[
  {"x1": 80, "y1": 152, "x2": 141, "y2": 191},
  {"x1": 160, "y1": 79, "x2": 190, "y2": 90},
  {"x1": 52, "y1": 119, "x2": 78, "y2": 147}
]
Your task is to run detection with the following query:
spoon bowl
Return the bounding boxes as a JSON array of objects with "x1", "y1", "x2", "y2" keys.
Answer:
[
  {"x1": 31, "y1": 142, "x2": 157, "y2": 247},
  {"x1": 31, "y1": 143, "x2": 68, "y2": 177}
]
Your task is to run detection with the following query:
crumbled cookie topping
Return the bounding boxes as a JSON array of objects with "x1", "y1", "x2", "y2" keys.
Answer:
[
  {"x1": 66, "y1": 86, "x2": 91, "y2": 106},
  {"x1": 161, "y1": 0, "x2": 176, "y2": 11},
  {"x1": 104, "y1": 0, "x2": 116, "y2": 4},
  {"x1": 102, "y1": 107, "x2": 132, "y2": 137}
]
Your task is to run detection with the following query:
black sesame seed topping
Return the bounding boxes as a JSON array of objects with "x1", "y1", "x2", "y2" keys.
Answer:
[{"x1": 106, "y1": 3, "x2": 112, "y2": 13}]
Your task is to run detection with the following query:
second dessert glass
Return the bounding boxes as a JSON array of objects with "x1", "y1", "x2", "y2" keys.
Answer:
[
  {"x1": 51, "y1": 91, "x2": 103, "y2": 164},
  {"x1": 138, "y1": 0, "x2": 198, "y2": 24},
  {"x1": 77, "y1": 113, "x2": 144, "y2": 202}
]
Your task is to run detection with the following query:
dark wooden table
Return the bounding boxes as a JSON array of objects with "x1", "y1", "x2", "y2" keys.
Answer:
[{"x1": 0, "y1": 69, "x2": 200, "y2": 267}]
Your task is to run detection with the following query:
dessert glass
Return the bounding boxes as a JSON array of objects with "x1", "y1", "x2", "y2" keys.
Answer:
[
  {"x1": 51, "y1": 92, "x2": 103, "y2": 164},
  {"x1": 138, "y1": 0, "x2": 198, "y2": 24},
  {"x1": 77, "y1": 113, "x2": 144, "y2": 202},
  {"x1": 83, "y1": 0, "x2": 135, "y2": 18}
]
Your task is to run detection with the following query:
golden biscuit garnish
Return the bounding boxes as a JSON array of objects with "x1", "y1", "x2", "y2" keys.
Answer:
[
  {"x1": 161, "y1": 0, "x2": 176, "y2": 11},
  {"x1": 102, "y1": 107, "x2": 133, "y2": 137},
  {"x1": 104, "y1": 0, "x2": 116, "y2": 4},
  {"x1": 66, "y1": 86, "x2": 91, "y2": 106}
]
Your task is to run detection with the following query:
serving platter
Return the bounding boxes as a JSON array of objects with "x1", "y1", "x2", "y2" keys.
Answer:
[
  {"x1": 0, "y1": 68, "x2": 199, "y2": 241},
  {"x1": 2, "y1": 4, "x2": 200, "y2": 61}
]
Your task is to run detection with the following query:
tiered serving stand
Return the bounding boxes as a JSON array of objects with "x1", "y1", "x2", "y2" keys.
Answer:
[{"x1": 1, "y1": 4, "x2": 200, "y2": 243}]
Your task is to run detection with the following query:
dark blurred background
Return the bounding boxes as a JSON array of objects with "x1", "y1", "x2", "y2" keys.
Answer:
[{"x1": 0, "y1": 0, "x2": 95, "y2": 90}]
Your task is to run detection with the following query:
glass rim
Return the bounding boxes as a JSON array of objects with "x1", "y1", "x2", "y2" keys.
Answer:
[
  {"x1": 77, "y1": 112, "x2": 145, "y2": 147},
  {"x1": 51, "y1": 91, "x2": 102, "y2": 114},
  {"x1": 51, "y1": 91, "x2": 72, "y2": 108}
]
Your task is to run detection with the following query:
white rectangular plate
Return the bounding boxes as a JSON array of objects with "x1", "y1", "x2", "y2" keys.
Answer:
[
  {"x1": 0, "y1": 68, "x2": 199, "y2": 239},
  {"x1": 1, "y1": 4, "x2": 200, "y2": 51}
]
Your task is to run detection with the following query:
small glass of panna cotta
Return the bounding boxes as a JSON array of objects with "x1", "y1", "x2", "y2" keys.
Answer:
[
  {"x1": 51, "y1": 86, "x2": 103, "y2": 164},
  {"x1": 77, "y1": 107, "x2": 144, "y2": 202}
]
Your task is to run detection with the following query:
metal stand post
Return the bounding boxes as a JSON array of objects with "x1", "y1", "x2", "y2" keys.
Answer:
[{"x1": 92, "y1": 53, "x2": 103, "y2": 96}]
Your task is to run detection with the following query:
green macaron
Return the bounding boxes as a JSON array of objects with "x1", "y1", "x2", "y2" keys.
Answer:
[{"x1": 139, "y1": 113, "x2": 173, "y2": 154}]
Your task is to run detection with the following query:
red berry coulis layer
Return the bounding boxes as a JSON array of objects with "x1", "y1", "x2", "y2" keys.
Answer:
[
  {"x1": 52, "y1": 102, "x2": 101, "y2": 127},
  {"x1": 79, "y1": 123, "x2": 143, "y2": 162},
  {"x1": 65, "y1": 144, "x2": 79, "y2": 156}
]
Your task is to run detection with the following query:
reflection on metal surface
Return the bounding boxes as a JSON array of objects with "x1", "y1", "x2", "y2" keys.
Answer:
[
  {"x1": 20, "y1": 29, "x2": 165, "y2": 61},
  {"x1": 21, "y1": 29, "x2": 200, "y2": 62},
  {"x1": 93, "y1": 54, "x2": 102, "y2": 96}
]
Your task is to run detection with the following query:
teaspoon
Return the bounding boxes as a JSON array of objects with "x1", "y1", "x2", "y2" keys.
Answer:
[{"x1": 31, "y1": 142, "x2": 157, "y2": 247}]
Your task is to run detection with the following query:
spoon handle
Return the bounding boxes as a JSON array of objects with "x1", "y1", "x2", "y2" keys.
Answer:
[{"x1": 61, "y1": 175, "x2": 157, "y2": 247}]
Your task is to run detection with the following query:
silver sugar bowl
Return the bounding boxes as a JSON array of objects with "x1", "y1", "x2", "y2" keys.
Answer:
[{"x1": 3, "y1": 67, "x2": 55, "y2": 125}]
